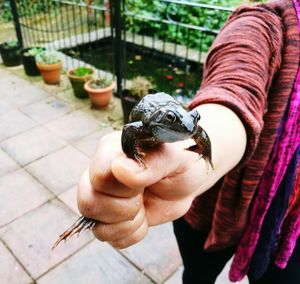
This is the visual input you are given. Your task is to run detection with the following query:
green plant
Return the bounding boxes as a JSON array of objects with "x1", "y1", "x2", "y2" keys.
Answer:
[
  {"x1": 35, "y1": 50, "x2": 61, "y2": 65},
  {"x1": 0, "y1": 0, "x2": 54, "y2": 22},
  {"x1": 1, "y1": 39, "x2": 19, "y2": 49},
  {"x1": 25, "y1": 47, "x2": 44, "y2": 56},
  {"x1": 89, "y1": 78, "x2": 112, "y2": 89},
  {"x1": 129, "y1": 76, "x2": 154, "y2": 98},
  {"x1": 125, "y1": 0, "x2": 268, "y2": 52},
  {"x1": 73, "y1": 66, "x2": 93, "y2": 77}
]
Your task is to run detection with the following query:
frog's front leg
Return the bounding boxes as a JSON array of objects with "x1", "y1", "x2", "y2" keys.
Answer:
[
  {"x1": 187, "y1": 125, "x2": 214, "y2": 170},
  {"x1": 121, "y1": 121, "x2": 148, "y2": 167}
]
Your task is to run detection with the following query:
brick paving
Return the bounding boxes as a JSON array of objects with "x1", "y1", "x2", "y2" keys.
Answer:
[
  {"x1": 0, "y1": 65, "x2": 183, "y2": 284},
  {"x1": 0, "y1": 65, "x2": 249, "y2": 284}
]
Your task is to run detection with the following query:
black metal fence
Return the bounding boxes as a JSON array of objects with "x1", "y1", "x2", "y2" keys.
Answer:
[{"x1": 6, "y1": 0, "x2": 234, "y2": 98}]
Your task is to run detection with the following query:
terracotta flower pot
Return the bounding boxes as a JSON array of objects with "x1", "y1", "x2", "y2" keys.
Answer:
[
  {"x1": 36, "y1": 61, "x2": 62, "y2": 84},
  {"x1": 84, "y1": 79, "x2": 115, "y2": 108},
  {"x1": 67, "y1": 68, "x2": 93, "y2": 99}
]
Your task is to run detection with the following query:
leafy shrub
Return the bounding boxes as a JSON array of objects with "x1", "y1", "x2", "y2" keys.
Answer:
[
  {"x1": 125, "y1": 0, "x2": 266, "y2": 51},
  {"x1": 0, "y1": 0, "x2": 54, "y2": 22}
]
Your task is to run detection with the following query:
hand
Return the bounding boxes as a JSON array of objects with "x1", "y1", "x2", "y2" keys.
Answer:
[
  {"x1": 77, "y1": 131, "x2": 205, "y2": 249},
  {"x1": 77, "y1": 104, "x2": 247, "y2": 249}
]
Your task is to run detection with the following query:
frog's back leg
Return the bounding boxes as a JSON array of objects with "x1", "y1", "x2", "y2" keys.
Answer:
[{"x1": 187, "y1": 125, "x2": 214, "y2": 170}]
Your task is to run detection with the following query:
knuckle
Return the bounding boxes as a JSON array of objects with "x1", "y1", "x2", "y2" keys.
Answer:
[
  {"x1": 78, "y1": 195, "x2": 95, "y2": 218},
  {"x1": 126, "y1": 196, "x2": 142, "y2": 220},
  {"x1": 93, "y1": 225, "x2": 112, "y2": 242}
]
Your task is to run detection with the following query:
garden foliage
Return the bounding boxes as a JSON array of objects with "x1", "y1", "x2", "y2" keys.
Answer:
[{"x1": 125, "y1": 0, "x2": 266, "y2": 51}]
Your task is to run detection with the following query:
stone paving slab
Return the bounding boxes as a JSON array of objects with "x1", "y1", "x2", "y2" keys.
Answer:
[
  {"x1": 0, "y1": 100, "x2": 13, "y2": 116},
  {"x1": 58, "y1": 186, "x2": 80, "y2": 215},
  {"x1": 26, "y1": 146, "x2": 89, "y2": 195},
  {"x1": 37, "y1": 240, "x2": 152, "y2": 284},
  {"x1": 0, "y1": 199, "x2": 94, "y2": 279},
  {"x1": 0, "y1": 241, "x2": 32, "y2": 284},
  {"x1": 121, "y1": 223, "x2": 182, "y2": 283},
  {"x1": 0, "y1": 110, "x2": 37, "y2": 142},
  {"x1": 56, "y1": 89, "x2": 90, "y2": 110},
  {"x1": 1, "y1": 126, "x2": 66, "y2": 166},
  {"x1": 164, "y1": 266, "x2": 183, "y2": 284},
  {"x1": 44, "y1": 110, "x2": 101, "y2": 143},
  {"x1": 0, "y1": 66, "x2": 186, "y2": 283},
  {"x1": 0, "y1": 169, "x2": 53, "y2": 227},
  {"x1": 73, "y1": 127, "x2": 114, "y2": 157},
  {"x1": 1, "y1": 84, "x2": 49, "y2": 108},
  {"x1": 0, "y1": 148, "x2": 20, "y2": 177},
  {"x1": 0, "y1": 75, "x2": 30, "y2": 95},
  {"x1": 20, "y1": 97, "x2": 72, "y2": 124}
]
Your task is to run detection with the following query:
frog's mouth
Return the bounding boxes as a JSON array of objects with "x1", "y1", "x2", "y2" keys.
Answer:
[{"x1": 153, "y1": 125, "x2": 194, "y2": 143}]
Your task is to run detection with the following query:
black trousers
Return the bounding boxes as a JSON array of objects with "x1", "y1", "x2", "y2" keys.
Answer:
[{"x1": 173, "y1": 218, "x2": 300, "y2": 284}]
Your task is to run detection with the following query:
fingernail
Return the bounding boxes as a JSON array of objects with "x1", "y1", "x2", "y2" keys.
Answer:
[{"x1": 114, "y1": 156, "x2": 145, "y2": 173}]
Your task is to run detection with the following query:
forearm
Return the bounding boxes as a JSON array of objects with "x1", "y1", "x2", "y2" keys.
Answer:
[{"x1": 191, "y1": 103, "x2": 247, "y2": 197}]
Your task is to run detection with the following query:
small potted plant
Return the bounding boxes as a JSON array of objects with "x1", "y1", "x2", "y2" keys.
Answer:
[
  {"x1": 21, "y1": 47, "x2": 45, "y2": 76},
  {"x1": 67, "y1": 66, "x2": 94, "y2": 99},
  {"x1": 121, "y1": 76, "x2": 155, "y2": 123},
  {"x1": 84, "y1": 77, "x2": 115, "y2": 108},
  {"x1": 35, "y1": 50, "x2": 62, "y2": 84},
  {"x1": 0, "y1": 39, "x2": 22, "y2": 67}
]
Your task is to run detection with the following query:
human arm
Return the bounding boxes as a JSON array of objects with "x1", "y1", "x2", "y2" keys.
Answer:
[{"x1": 77, "y1": 6, "x2": 283, "y2": 249}]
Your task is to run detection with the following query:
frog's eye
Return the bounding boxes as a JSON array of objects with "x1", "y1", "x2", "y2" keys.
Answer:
[{"x1": 166, "y1": 112, "x2": 177, "y2": 122}]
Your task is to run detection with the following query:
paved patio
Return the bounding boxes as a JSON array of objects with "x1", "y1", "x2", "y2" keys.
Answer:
[{"x1": 0, "y1": 64, "x2": 248, "y2": 284}]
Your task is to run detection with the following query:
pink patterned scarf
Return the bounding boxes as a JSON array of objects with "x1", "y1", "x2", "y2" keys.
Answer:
[{"x1": 229, "y1": 0, "x2": 300, "y2": 281}]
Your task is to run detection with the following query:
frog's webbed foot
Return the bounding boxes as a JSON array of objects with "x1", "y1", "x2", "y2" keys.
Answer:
[
  {"x1": 186, "y1": 125, "x2": 214, "y2": 170},
  {"x1": 122, "y1": 121, "x2": 148, "y2": 168},
  {"x1": 134, "y1": 151, "x2": 146, "y2": 168},
  {"x1": 52, "y1": 216, "x2": 96, "y2": 249}
]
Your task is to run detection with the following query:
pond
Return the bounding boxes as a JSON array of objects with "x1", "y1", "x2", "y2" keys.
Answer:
[{"x1": 63, "y1": 39, "x2": 203, "y2": 104}]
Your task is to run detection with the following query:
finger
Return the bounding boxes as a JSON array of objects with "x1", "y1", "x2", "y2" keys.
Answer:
[
  {"x1": 92, "y1": 206, "x2": 145, "y2": 242},
  {"x1": 143, "y1": 190, "x2": 194, "y2": 226},
  {"x1": 89, "y1": 131, "x2": 143, "y2": 198},
  {"x1": 109, "y1": 217, "x2": 148, "y2": 249},
  {"x1": 78, "y1": 170, "x2": 143, "y2": 223},
  {"x1": 111, "y1": 140, "x2": 199, "y2": 189}
]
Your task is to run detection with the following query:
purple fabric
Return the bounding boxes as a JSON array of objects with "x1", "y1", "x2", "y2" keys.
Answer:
[
  {"x1": 229, "y1": 0, "x2": 300, "y2": 280},
  {"x1": 248, "y1": 144, "x2": 300, "y2": 279}
]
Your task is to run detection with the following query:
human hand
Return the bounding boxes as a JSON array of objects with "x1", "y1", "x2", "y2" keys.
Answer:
[
  {"x1": 77, "y1": 130, "x2": 209, "y2": 249},
  {"x1": 77, "y1": 104, "x2": 247, "y2": 249}
]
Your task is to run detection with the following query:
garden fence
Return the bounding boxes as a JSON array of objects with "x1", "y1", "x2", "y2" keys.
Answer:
[{"x1": 7, "y1": 0, "x2": 234, "y2": 97}]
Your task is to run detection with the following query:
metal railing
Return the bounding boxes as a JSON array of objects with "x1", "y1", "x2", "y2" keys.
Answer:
[{"x1": 7, "y1": 0, "x2": 234, "y2": 97}]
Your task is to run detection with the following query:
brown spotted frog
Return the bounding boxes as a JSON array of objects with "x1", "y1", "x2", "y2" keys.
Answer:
[{"x1": 52, "y1": 92, "x2": 213, "y2": 248}]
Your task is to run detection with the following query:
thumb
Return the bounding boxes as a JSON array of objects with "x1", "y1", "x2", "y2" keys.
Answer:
[{"x1": 111, "y1": 140, "x2": 198, "y2": 189}]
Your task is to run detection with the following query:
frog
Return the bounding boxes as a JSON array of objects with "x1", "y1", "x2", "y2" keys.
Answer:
[
  {"x1": 52, "y1": 92, "x2": 213, "y2": 249},
  {"x1": 121, "y1": 92, "x2": 213, "y2": 169}
]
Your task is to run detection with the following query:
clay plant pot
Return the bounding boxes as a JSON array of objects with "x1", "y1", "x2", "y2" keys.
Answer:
[
  {"x1": 84, "y1": 79, "x2": 115, "y2": 108},
  {"x1": 36, "y1": 61, "x2": 62, "y2": 84},
  {"x1": 21, "y1": 47, "x2": 45, "y2": 76},
  {"x1": 0, "y1": 43, "x2": 22, "y2": 67},
  {"x1": 67, "y1": 67, "x2": 94, "y2": 99}
]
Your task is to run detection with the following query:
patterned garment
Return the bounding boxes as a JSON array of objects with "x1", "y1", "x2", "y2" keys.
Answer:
[
  {"x1": 186, "y1": 0, "x2": 300, "y2": 252},
  {"x1": 248, "y1": 145, "x2": 300, "y2": 279},
  {"x1": 229, "y1": 76, "x2": 300, "y2": 281}
]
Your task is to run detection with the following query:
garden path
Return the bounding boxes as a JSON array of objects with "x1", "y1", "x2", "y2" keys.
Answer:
[{"x1": 0, "y1": 64, "x2": 248, "y2": 284}]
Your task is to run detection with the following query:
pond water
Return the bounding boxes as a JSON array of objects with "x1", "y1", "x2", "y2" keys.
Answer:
[{"x1": 64, "y1": 41, "x2": 202, "y2": 104}]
